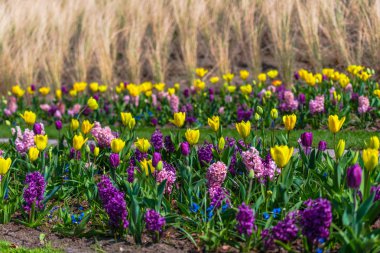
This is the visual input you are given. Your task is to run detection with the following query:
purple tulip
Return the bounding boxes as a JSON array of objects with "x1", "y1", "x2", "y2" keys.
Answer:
[
  {"x1": 152, "y1": 152, "x2": 162, "y2": 167},
  {"x1": 347, "y1": 164, "x2": 362, "y2": 189},
  {"x1": 294, "y1": 72, "x2": 300, "y2": 80},
  {"x1": 30, "y1": 84, "x2": 36, "y2": 91},
  {"x1": 55, "y1": 120, "x2": 62, "y2": 130},
  {"x1": 301, "y1": 132, "x2": 313, "y2": 148},
  {"x1": 181, "y1": 142, "x2": 190, "y2": 156},
  {"x1": 318, "y1": 141, "x2": 327, "y2": 151},
  {"x1": 33, "y1": 123, "x2": 43, "y2": 135},
  {"x1": 298, "y1": 93, "x2": 306, "y2": 104},
  {"x1": 93, "y1": 94, "x2": 99, "y2": 101},
  {"x1": 61, "y1": 85, "x2": 69, "y2": 94},
  {"x1": 110, "y1": 153, "x2": 120, "y2": 168},
  {"x1": 183, "y1": 88, "x2": 190, "y2": 98}
]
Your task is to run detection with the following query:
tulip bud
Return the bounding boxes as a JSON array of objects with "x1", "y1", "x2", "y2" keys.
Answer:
[
  {"x1": 110, "y1": 153, "x2": 120, "y2": 168},
  {"x1": 248, "y1": 170, "x2": 255, "y2": 179},
  {"x1": 350, "y1": 151, "x2": 359, "y2": 165},
  {"x1": 270, "y1": 108, "x2": 278, "y2": 119},
  {"x1": 85, "y1": 144, "x2": 90, "y2": 153},
  {"x1": 368, "y1": 136, "x2": 379, "y2": 149},
  {"x1": 335, "y1": 139, "x2": 345, "y2": 159},
  {"x1": 218, "y1": 137, "x2": 225, "y2": 151},
  {"x1": 55, "y1": 120, "x2": 62, "y2": 130},
  {"x1": 347, "y1": 164, "x2": 362, "y2": 189},
  {"x1": 156, "y1": 161, "x2": 163, "y2": 171},
  {"x1": 318, "y1": 141, "x2": 327, "y2": 151},
  {"x1": 181, "y1": 142, "x2": 190, "y2": 156},
  {"x1": 300, "y1": 132, "x2": 313, "y2": 148},
  {"x1": 266, "y1": 190, "x2": 273, "y2": 196},
  {"x1": 5, "y1": 120, "x2": 10, "y2": 126},
  {"x1": 152, "y1": 152, "x2": 162, "y2": 167},
  {"x1": 94, "y1": 147, "x2": 99, "y2": 157},
  {"x1": 33, "y1": 122, "x2": 43, "y2": 135},
  {"x1": 256, "y1": 106, "x2": 263, "y2": 115},
  {"x1": 254, "y1": 113, "x2": 261, "y2": 121}
]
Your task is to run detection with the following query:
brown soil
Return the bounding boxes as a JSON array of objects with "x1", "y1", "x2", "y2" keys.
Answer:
[{"x1": 0, "y1": 223, "x2": 198, "y2": 253}]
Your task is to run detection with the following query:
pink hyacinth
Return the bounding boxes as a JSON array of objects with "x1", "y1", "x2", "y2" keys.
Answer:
[
  {"x1": 4, "y1": 96, "x2": 18, "y2": 116},
  {"x1": 168, "y1": 94, "x2": 179, "y2": 113},
  {"x1": 309, "y1": 95, "x2": 325, "y2": 114},
  {"x1": 242, "y1": 147, "x2": 280, "y2": 183},
  {"x1": 156, "y1": 162, "x2": 177, "y2": 195},
  {"x1": 358, "y1": 96, "x2": 370, "y2": 114},
  {"x1": 40, "y1": 104, "x2": 51, "y2": 112},
  {"x1": 123, "y1": 95, "x2": 130, "y2": 105},
  {"x1": 90, "y1": 122, "x2": 115, "y2": 148},
  {"x1": 68, "y1": 104, "x2": 82, "y2": 117},
  {"x1": 151, "y1": 94, "x2": 157, "y2": 107},
  {"x1": 280, "y1": 91, "x2": 299, "y2": 111},
  {"x1": 206, "y1": 161, "x2": 227, "y2": 188},
  {"x1": 14, "y1": 127, "x2": 35, "y2": 154}
]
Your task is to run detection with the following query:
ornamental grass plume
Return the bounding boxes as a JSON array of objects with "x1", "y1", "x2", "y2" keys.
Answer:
[
  {"x1": 300, "y1": 198, "x2": 332, "y2": 244},
  {"x1": 23, "y1": 171, "x2": 46, "y2": 213},
  {"x1": 236, "y1": 203, "x2": 256, "y2": 236},
  {"x1": 97, "y1": 175, "x2": 128, "y2": 229}
]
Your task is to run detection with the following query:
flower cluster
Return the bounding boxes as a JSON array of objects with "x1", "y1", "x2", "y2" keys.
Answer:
[
  {"x1": 156, "y1": 161, "x2": 177, "y2": 195},
  {"x1": 236, "y1": 203, "x2": 256, "y2": 236},
  {"x1": 144, "y1": 209, "x2": 166, "y2": 233},
  {"x1": 23, "y1": 171, "x2": 46, "y2": 212}
]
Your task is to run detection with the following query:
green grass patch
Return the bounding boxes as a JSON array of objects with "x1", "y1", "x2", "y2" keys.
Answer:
[
  {"x1": 0, "y1": 241, "x2": 62, "y2": 253},
  {"x1": 0, "y1": 125, "x2": 377, "y2": 149}
]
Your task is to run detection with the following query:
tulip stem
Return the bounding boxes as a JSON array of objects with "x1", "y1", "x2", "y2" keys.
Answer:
[{"x1": 363, "y1": 170, "x2": 371, "y2": 201}]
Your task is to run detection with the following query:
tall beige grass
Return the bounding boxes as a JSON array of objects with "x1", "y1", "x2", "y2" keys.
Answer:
[{"x1": 0, "y1": 0, "x2": 378, "y2": 89}]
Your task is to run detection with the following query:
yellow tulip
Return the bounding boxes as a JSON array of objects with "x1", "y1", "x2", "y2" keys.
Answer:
[
  {"x1": 270, "y1": 145, "x2": 294, "y2": 168},
  {"x1": 69, "y1": 89, "x2": 77, "y2": 97},
  {"x1": 283, "y1": 114, "x2": 296, "y2": 131},
  {"x1": 128, "y1": 118, "x2": 136, "y2": 130},
  {"x1": 335, "y1": 139, "x2": 345, "y2": 159},
  {"x1": 28, "y1": 147, "x2": 39, "y2": 162},
  {"x1": 39, "y1": 87, "x2": 50, "y2": 96},
  {"x1": 168, "y1": 88, "x2": 175, "y2": 95},
  {"x1": 195, "y1": 68, "x2": 208, "y2": 78},
  {"x1": 87, "y1": 97, "x2": 98, "y2": 110},
  {"x1": 270, "y1": 109, "x2": 278, "y2": 119},
  {"x1": 99, "y1": 85, "x2": 107, "y2": 93},
  {"x1": 218, "y1": 137, "x2": 225, "y2": 151},
  {"x1": 227, "y1": 85, "x2": 236, "y2": 93},
  {"x1": 258, "y1": 73, "x2": 267, "y2": 82},
  {"x1": 208, "y1": 116, "x2": 220, "y2": 132},
  {"x1": 20, "y1": 111, "x2": 36, "y2": 125},
  {"x1": 73, "y1": 82, "x2": 87, "y2": 92},
  {"x1": 154, "y1": 83, "x2": 165, "y2": 92},
  {"x1": 73, "y1": 134, "x2": 88, "y2": 151},
  {"x1": 121, "y1": 112, "x2": 133, "y2": 126},
  {"x1": 55, "y1": 90, "x2": 62, "y2": 100},
  {"x1": 170, "y1": 112, "x2": 186, "y2": 128},
  {"x1": 0, "y1": 157, "x2": 11, "y2": 175},
  {"x1": 368, "y1": 136, "x2": 379, "y2": 149},
  {"x1": 71, "y1": 119, "x2": 79, "y2": 131},
  {"x1": 240, "y1": 70, "x2": 249, "y2": 80},
  {"x1": 240, "y1": 85, "x2": 252, "y2": 96},
  {"x1": 362, "y1": 148, "x2": 379, "y2": 171},
  {"x1": 235, "y1": 121, "x2": 251, "y2": 139},
  {"x1": 135, "y1": 138, "x2": 151, "y2": 153},
  {"x1": 111, "y1": 138, "x2": 125, "y2": 153},
  {"x1": 267, "y1": 70, "x2": 278, "y2": 79},
  {"x1": 11, "y1": 85, "x2": 25, "y2": 97},
  {"x1": 94, "y1": 147, "x2": 100, "y2": 157},
  {"x1": 140, "y1": 159, "x2": 154, "y2": 176},
  {"x1": 223, "y1": 73, "x2": 234, "y2": 82},
  {"x1": 174, "y1": 83, "x2": 180, "y2": 91},
  {"x1": 328, "y1": 115, "x2": 345, "y2": 134},
  {"x1": 193, "y1": 79, "x2": 206, "y2": 91},
  {"x1": 34, "y1": 135, "x2": 48, "y2": 151},
  {"x1": 210, "y1": 76, "x2": 219, "y2": 84},
  {"x1": 185, "y1": 129, "x2": 200, "y2": 145},
  {"x1": 81, "y1": 120, "x2": 94, "y2": 134},
  {"x1": 89, "y1": 82, "x2": 99, "y2": 92}
]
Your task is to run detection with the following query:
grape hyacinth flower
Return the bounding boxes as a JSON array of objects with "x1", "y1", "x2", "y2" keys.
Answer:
[
  {"x1": 150, "y1": 129, "x2": 164, "y2": 151},
  {"x1": 236, "y1": 203, "x2": 256, "y2": 236},
  {"x1": 262, "y1": 212, "x2": 299, "y2": 249},
  {"x1": 144, "y1": 209, "x2": 166, "y2": 233},
  {"x1": 97, "y1": 176, "x2": 128, "y2": 229},
  {"x1": 23, "y1": 171, "x2": 46, "y2": 213},
  {"x1": 300, "y1": 198, "x2": 332, "y2": 244}
]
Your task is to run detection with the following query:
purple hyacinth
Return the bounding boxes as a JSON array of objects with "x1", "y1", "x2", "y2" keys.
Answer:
[
  {"x1": 110, "y1": 153, "x2": 120, "y2": 168},
  {"x1": 127, "y1": 160, "x2": 136, "y2": 183},
  {"x1": 69, "y1": 148, "x2": 81, "y2": 160},
  {"x1": 236, "y1": 203, "x2": 256, "y2": 236},
  {"x1": 318, "y1": 141, "x2": 327, "y2": 151},
  {"x1": 150, "y1": 129, "x2": 164, "y2": 151},
  {"x1": 209, "y1": 186, "x2": 230, "y2": 208},
  {"x1": 300, "y1": 198, "x2": 332, "y2": 244},
  {"x1": 262, "y1": 212, "x2": 299, "y2": 249},
  {"x1": 347, "y1": 164, "x2": 362, "y2": 189},
  {"x1": 198, "y1": 143, "x2": 213, "y2": 166},
  {"x1": 23, "y1": 171, "x2": 46, "y2": 213},
  {"x1": 145, "y1": 209, "x2": 166, "y2": 233},
  {"x1": 181, "y1": 142, "x2": 190, "y2": 156},
  {"x1": 164, "y1": 135, "x2": 175, "y2": 153},
  {"x1": 135, "y1": 149, "x2": 148, "y2": 162},
  {"x1": 97, "y1": 175, "x2": 129, "y2": 229}
]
